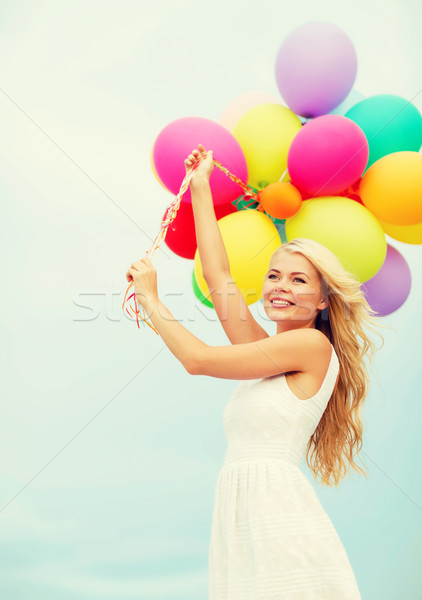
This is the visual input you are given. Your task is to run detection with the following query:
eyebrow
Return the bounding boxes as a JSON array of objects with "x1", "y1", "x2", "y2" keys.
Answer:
[{"x1": 267, "y1": 269, "x2": 310, "y2": 278}]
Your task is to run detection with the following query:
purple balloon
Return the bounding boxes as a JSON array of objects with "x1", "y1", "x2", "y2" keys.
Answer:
[
  {"x1": 361, "y1": 245, "x2": 411, "y2": 316},
  {"x1": 275, "y1": 22, "x2": 357, "y2": 118}
]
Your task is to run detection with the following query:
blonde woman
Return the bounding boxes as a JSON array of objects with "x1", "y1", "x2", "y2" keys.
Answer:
[{"x1": 126, "y1": 144, "x2": 384, "y2": 599}]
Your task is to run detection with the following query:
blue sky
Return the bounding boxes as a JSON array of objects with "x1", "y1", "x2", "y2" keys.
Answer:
[{"x1": 0, "y1": 0, "x2": 421, "y2": 598}]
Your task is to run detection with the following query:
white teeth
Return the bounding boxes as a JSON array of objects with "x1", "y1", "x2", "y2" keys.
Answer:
[{"x1": 272, "y1": 300, "x2": 292, "y2": 306}]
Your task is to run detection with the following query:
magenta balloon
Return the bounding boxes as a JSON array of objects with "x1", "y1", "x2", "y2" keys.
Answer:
[
  {"x1": 287, "y1": 115, "x2": 368, "y2": 196},
  {"x1": 275, "y1": 22, "x2": 357, "y2": 118},
  {"x1": 152, "y1": 117, "x2": 248, "y2": 206},
  {"x1": 361, "y1": 245, "x2": 411, "y2": 317}
]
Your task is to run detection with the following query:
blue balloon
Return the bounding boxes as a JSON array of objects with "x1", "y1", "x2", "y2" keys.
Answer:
[{"x1": 345, "y1": 94, "x2": 422, "y2": 172}]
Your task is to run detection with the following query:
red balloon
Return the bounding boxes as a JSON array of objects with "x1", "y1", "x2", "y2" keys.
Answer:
[
  {"x1": 163, "y1": 200, "x2": 237, "y2": 259},
  {"x1": 300, "y1": 177, "x2": 364, "y2": 204},
  {"x1": 338, "y1": 177, "x2": 364, "y2": 204}
]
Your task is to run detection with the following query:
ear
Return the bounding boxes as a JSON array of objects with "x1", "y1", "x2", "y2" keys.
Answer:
[{"x1": 318, "y1": 298, "x2": 328, "y2": 311}]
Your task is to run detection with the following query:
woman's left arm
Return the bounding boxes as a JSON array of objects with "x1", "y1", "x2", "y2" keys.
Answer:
[
  {"x1": 141, "y1": 295, "x2": 207, "y2": 374},
  {"x1": 127, "y1": 258, "x2": 331, "y2": 380},
  {"x1": 142, "y1": 296, "x2": 329, "y2": 381}
]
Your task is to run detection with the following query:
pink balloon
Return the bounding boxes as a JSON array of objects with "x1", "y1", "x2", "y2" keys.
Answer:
[
  {"x1": 219, "y1": 91, "x2": 280, "y2": 132},
  {"x1": 287, "y1": 115, "x2": 368, "y2": 196},
  {"x1": 152, "y1": 117, "x2": 248, "y2": 206}
]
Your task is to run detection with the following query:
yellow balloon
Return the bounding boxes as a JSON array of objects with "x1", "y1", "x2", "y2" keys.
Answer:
[
  {"x1": 285, "y1": 196, "x2": 387, "y2": 283},
  {"x1": 233, "y1": 103, "x2": 302, "y2": 190},
  {"x1": 359, "y1": 151, "x2": 422, "y2": 225},
  {"x1": 194, "y1": 210, "x2": 282, "y2": 305},
  {"x1": 379, "y1": 218, "x2": 422, "y2": 245}
]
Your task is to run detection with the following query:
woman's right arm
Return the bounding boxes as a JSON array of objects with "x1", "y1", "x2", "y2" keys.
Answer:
[
  {"x1": 187, "y1": 148, "x2": 269, "y2": 344},
  {"x1": 190, "y1": 177, "x2": 231, "y2": 279}
]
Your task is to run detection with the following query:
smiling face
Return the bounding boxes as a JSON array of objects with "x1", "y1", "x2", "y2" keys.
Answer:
[{"x1": 262, "y1": 250, "x2": 328, "y2": 334}]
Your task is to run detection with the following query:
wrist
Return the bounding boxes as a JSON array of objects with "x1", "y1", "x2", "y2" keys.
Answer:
[
  {"x1": 137, "y1": 293, "x2": 159, "y2": 312},
  {"x1": 190, "y1": 176, "x2": 210, "y2": 190}
]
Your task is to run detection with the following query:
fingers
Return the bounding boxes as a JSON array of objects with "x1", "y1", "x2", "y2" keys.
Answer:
[
  {"x1": 125, "y1": 258, "x2": 155, "y2": 283},
  {"x1": 126, "y1": 263, "x2": 141, "y2": 282},
  {"x1": 128, "y1": 257, "x2": 152, "y2": 271},
  {"x1": 185, "y1": 145, "x2": 212, "y2": 170},
  {"x1": 184, "y1": 151, "x2": 198, "y2": 167},
  {"x1": 186, "y1": 146, "x2": 207, "y2": 163}
]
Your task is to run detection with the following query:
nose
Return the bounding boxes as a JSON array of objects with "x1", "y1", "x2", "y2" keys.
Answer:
[{"x1": 273, "y1": 278, "x2": 290, "y2": 292}]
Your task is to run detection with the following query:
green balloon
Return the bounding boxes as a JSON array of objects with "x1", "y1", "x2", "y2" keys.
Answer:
[
  {"x1": 192, "y1": 269, "x2": 213, "y2": 308},
  {"x1": 232, "y1": 186, "x2": 259, "y2": 211},
  {"x1": 345, "y1": 94, "x2": 422, "y2": 173},
  {"x1": 273, "y1": 218, "x2": 288, "y2": 243}
]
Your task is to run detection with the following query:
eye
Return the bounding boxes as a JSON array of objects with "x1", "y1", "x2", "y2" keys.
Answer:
[{"x1": 268, "y1": 274, "x2": 305, "y2": 283}]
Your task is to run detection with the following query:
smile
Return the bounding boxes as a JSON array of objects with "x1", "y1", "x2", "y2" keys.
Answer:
[{"x1": 270, "y1": 299, "x2": 294, "y2": 307}]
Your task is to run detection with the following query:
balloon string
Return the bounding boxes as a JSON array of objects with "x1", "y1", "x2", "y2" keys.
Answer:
[
  {"x1": 278, "y1": 167, "x2": 289, "y2": 182},
  {"x1": 122, "y1": 158, "x2": 259, "y2": 333},
  {"x1": 212, "y1": 159, "x2": 258, "y2": 199}
]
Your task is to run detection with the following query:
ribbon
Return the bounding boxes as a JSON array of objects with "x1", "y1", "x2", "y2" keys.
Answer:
[{"x1": 122, "y1": 158, "x2": 259, "y2": 333}]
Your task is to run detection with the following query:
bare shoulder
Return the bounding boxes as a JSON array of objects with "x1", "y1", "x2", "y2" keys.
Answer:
[
  {"x1": 275, "y1": 328, "x2": 332, "y2": 374},
  {"x1": 309, "y1": 330, "x2": 332, "y2": 372},
  {"x1": 303, "y1": 327, "x2": 332, "y2": 357},
  {"x1": 276, "y1": 327, "x2": 331, "y2": 354},
  {"x1": 282, "y1": 330, "x2": 334, "y2": 400}
]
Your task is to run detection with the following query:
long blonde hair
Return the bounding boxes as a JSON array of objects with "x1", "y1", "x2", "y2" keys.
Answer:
[{"x1": 273, "y1": 238, "x2": 389, "y2": 488}]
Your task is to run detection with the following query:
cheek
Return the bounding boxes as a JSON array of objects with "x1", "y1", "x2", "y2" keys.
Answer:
[
  {"x1": 262, "y1": 281, "x2": 271, "y2": 295},
  {"x1": 294, "y1": 287, "x2": 317, "y2": 302}
]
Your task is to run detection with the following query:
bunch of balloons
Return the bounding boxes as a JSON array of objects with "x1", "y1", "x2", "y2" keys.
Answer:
[{"x1": 151, "y1": 21, "x2": 422, "y2": 318}]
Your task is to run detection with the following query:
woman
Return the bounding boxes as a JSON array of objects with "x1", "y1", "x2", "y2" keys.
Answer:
[{"x1": 127, "y1": 145, "x2": 384, "y2": 599}]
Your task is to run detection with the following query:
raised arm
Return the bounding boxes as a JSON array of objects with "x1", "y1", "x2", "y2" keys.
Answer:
[{"x1": 187, "y1": 146, "x2": 269, "y2": 344}]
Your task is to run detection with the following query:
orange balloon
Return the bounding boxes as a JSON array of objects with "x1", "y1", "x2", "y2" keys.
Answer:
[
  {"x1": 359, "y1": 151, "x2": 422, "y2": 225},
  {"x1": 259, "y1": 182, "x2": 302, "y2": 219}
]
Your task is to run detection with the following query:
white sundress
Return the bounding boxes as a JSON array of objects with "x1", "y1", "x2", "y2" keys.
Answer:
[{"x1": 208, "y1": 344, "x2": 362, "y2": 600}]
